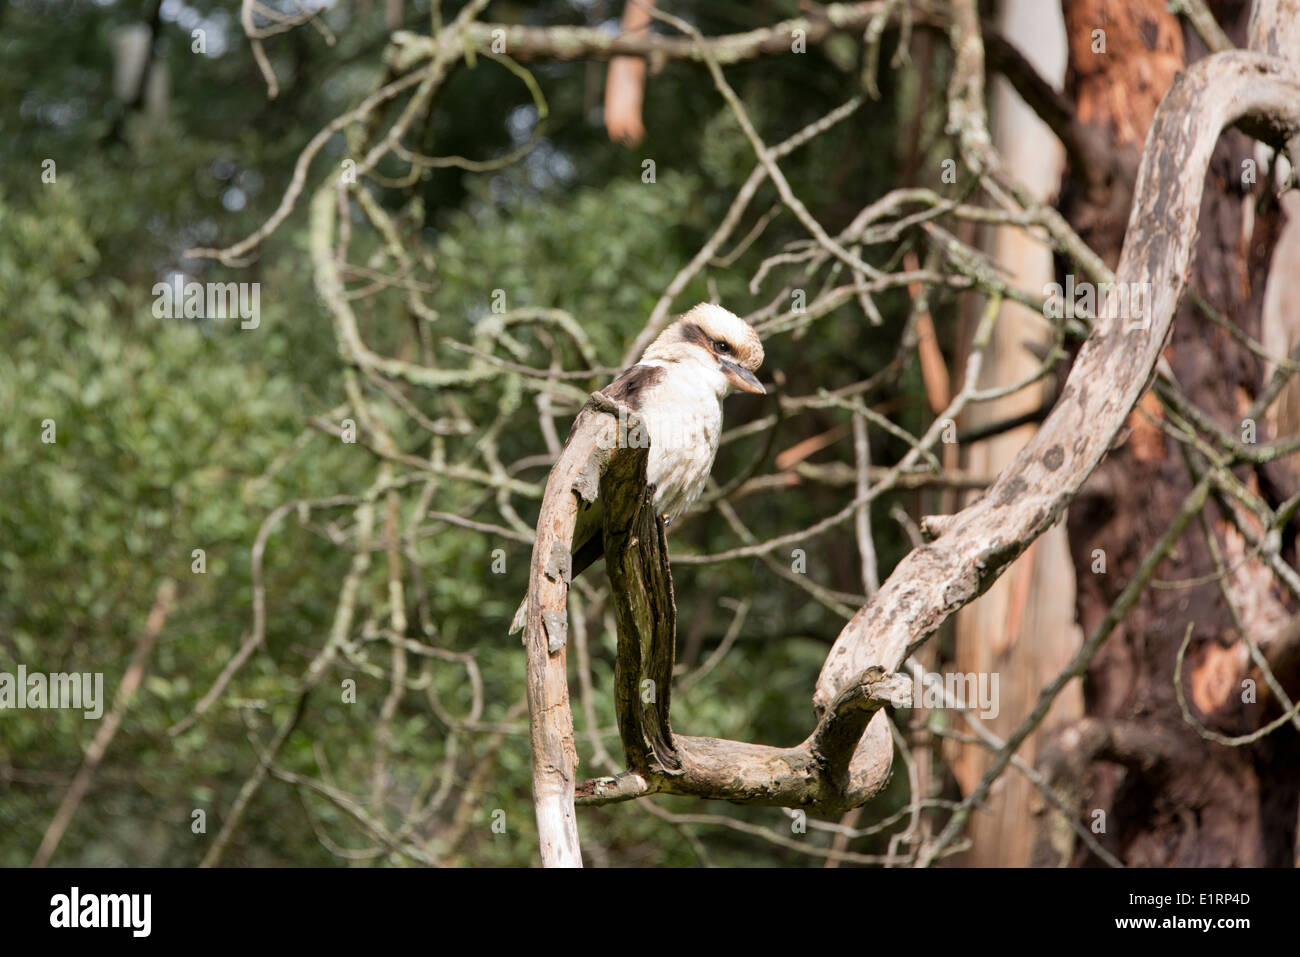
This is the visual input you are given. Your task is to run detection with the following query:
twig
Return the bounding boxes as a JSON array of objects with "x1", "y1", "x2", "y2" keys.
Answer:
[{"x1": 33, "y1": 580, "x2": 177, "y2": 867}]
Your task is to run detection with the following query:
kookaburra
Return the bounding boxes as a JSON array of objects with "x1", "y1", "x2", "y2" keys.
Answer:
[{"x1": 509, "y1": 303, "x2": 765, "y2": 634}]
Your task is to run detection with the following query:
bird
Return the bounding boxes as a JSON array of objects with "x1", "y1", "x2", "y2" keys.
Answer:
[{"x1": 509, "y1": 303, "x2": 765, "y2": 634}]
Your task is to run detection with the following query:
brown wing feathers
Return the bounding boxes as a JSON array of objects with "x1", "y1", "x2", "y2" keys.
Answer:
[{"x1": 599, "y1": 363, "x2": 666, "y2": 410}]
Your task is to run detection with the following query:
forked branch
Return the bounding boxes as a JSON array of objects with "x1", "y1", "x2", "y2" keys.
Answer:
[{"x1": 522, "y1": 398, "x2": 912, "y2": 866}]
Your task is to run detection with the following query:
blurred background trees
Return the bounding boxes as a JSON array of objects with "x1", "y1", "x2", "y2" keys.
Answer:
[{"x1": 1, "y1": 0, "x2": 920, "y2": 866}]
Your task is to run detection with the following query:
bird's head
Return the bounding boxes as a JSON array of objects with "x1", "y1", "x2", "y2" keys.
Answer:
[{"x1": 642, "y1": 303, "x2": 766, "y2": 397}]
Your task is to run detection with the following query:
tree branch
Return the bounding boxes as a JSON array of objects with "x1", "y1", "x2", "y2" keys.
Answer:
[
  {"x1": 542, "y1": 399, "x2": 913, "y2": 819},
  {"x1": 813, "y1": 3, "x2": 1300, "y2": 814}
]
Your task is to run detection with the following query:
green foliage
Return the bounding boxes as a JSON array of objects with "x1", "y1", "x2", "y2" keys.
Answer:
[{"x1": 0, "y1": 0, "x2": 929, "y2": 867}]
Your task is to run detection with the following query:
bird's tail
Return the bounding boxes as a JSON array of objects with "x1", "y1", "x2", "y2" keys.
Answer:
[{"x1": 508, "y1": 596, "x2": 528, "y2": 636}]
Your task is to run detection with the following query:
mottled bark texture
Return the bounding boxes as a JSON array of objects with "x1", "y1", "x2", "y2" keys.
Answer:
[
  {"x1": 817, "y1": 51, "x2": 1300, "y2": 709},
  {"x1": 522, "y1": 406, "x2": 606, "y2": 868},
  {"x1": 1047, "y1": 0, "x2": 1300, "y2": 866}
]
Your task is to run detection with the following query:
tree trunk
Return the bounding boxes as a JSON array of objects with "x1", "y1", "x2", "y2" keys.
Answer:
[
  {"x1": 945, "y1": 0, "x2": 1083, "y2": 868},
  {"x1": 1049, "y1": 0, "x2": 1300, "y2": 866}
]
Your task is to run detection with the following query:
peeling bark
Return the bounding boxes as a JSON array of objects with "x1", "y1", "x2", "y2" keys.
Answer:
[
  {"x1": 814, "y1": 49, "x2": 1300, "y2": 800},
  {"x1": 1050, "y1": 0, "x2": 1300, "y2": 866}
]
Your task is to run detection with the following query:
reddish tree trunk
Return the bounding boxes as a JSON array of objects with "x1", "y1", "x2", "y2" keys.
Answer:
[{"x1": 1054, "y1": 0, "x2": 1300, "y2": 866}]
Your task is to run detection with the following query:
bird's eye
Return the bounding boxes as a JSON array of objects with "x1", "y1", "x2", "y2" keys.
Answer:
[{"x1": 714, "y1": 339, "x2": 732, "y2": 355}]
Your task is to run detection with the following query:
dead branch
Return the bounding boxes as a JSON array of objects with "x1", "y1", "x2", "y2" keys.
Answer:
[
  {"x1": 812, "y1": 20, "x2": 1300, "y2": 818},
  {"x1": 523, "y1": 397, "x2": 913, "y2": 857}
]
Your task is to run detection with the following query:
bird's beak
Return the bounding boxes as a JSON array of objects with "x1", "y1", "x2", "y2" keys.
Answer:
[{"x1": 721, "y1": 359, "x2": 765, "y2": 395}]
